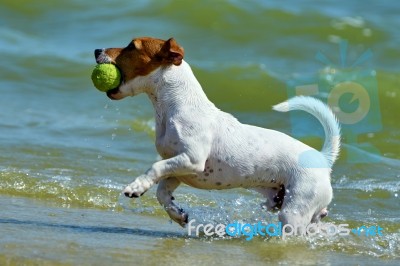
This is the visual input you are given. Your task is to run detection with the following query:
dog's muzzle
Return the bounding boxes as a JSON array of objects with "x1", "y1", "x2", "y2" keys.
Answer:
[
  {"x1": 94, "y1": 48, "x2": 111, "y2": 64},
  {"x1": 94, "y1": 49, "x2": 124, "y2": 100}
]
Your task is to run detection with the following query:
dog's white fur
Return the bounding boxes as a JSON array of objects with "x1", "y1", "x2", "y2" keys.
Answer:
[{"x1": 110, "y1": 59, "x2": 340, "y2": 228}]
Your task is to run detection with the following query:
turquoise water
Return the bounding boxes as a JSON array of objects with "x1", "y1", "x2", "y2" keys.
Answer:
[{"x1": 0, "y1": 0, "x2": 399, "y2": 265}]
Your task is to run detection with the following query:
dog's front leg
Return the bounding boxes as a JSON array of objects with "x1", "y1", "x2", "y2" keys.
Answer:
[
  {"x1": 156, "y1": 177, "x2": 188, "y2": 227},
  {"x1": 123, "y1": 153, "x2": 204, "y2": 198}
]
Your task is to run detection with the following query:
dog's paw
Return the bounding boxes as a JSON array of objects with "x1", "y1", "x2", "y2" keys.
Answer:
[
  {"x1": 318, "y1": 208, "x2": 328, "y2": 220},
  {"x1": 166, "y1": 205, "x2": 189, "y2": 227},
  {"x1": 122, "y1": 182, "x2": 146, "y2": 198}
]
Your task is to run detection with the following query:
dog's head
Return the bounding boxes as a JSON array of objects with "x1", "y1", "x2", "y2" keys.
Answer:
[{"x1": 94, "y1": 37, "x2": 184, "y2": 100}]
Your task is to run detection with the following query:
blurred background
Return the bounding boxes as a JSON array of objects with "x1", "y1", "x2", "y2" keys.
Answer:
[{"x1": 0, "y1": 0, "x2": 399, "y2": 265}]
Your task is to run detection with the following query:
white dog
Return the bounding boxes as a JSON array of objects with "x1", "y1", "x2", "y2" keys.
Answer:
[{"x1": 94, "y1": 37, "x2": 340, "y2": 228}]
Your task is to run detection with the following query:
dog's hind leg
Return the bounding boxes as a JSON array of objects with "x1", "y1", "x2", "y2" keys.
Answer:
[
  {"x1": 156, "y1": 177, "x2": 188, "y2": 227},
  {"x1": 279, "y1": 176, "x2": 333, "y2": 232},
  {"x1": 311, "y1": 207, "x2": 328, "y2": 223}
]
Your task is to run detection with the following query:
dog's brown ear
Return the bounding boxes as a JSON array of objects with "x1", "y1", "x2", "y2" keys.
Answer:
[
  {"x1": 164, "y1": 38, "x2": 184, "y2": 66},
  {"x1": 133, "y1": 39, "x2": 142, "y2": 50}
]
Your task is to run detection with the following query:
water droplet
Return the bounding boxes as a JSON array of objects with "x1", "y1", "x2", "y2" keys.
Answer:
[{"x1": 394, "y1": 193, "x2": 398, "y2": 198}]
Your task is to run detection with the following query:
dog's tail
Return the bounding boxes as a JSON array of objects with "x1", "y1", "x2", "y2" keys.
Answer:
[{"x1": 273, "y1": 96, "x2": 341, "y2": 167}]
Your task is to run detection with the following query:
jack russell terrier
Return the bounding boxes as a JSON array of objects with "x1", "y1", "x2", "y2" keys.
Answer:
[{"x1": 94, "y1": 37, "x2": 340, "y2": 228}]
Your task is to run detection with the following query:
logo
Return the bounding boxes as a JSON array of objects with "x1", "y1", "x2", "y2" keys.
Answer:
[
  {"x1": 286, "y1": 40, "x2": 382, "y2": 164},
  {"x1": 187, "y1": 219, "x2": 384, "y2": 240}
]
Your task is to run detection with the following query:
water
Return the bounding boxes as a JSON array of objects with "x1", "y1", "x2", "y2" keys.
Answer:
[{"x1": 0, "y1": 0, "x2": 399, "y2": 265}]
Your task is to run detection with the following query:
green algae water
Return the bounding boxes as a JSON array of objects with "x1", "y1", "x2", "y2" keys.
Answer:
[{"x1": 0, "y1": 0, "x2": 399, "y2": 265}]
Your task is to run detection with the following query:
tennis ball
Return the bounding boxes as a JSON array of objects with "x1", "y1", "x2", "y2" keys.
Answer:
[{"x1": 91, "y1": 64, "x2": 121, "y2": 92}]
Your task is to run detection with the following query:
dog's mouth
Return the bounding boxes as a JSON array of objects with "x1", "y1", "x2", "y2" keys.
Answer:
[
  {"x1": 106, "y1": 86, "x2": 121, "y2": 99},
  {"x1": 106, "y1": 74, "x2": 128, "y2": 100},
  {"x1": 106, "y1": 68, "x2": 126, "y2": 100},
  {"x1": 94, "y1": 50, "x2": 125, "y2": 100}
]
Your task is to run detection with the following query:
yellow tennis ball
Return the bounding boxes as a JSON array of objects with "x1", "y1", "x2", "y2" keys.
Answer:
[{"x1": 91, "y1": 64, "x2": 121, "y2": 92}]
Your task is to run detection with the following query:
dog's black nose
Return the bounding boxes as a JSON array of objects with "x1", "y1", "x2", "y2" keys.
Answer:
[{"x1": 94, "y1": 49, "x2": 103, "y2": 58}]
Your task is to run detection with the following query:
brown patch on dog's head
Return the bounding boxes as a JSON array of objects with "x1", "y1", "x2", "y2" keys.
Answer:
[{"x1": 103, "y1": 37, "x2": 184, "y2": 82}]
